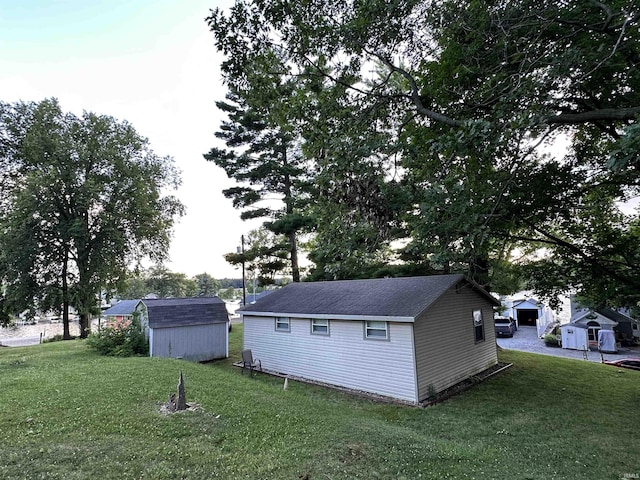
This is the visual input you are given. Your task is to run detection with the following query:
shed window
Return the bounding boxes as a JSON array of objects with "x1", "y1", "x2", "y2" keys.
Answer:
[
  {"x1": 473, "y1": 310, "x2": 484, "y2": 343},
  {"x1": 365, "y1": 321, "x2": 388, "y2": 340},
  {"x1": 275, "y1": 317, "x2": 290, "y2": 332},
  {"x1": 311, "y1": 318, "x2": 329, "y2": 335}
]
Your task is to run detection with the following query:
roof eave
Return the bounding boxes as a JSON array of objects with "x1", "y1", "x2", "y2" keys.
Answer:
[{"x1": 239, "y1": 311, "x2": 415, "y2": 323}]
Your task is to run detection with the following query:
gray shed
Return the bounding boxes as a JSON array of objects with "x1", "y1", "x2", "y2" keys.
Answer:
[
  {"x1": 143, "y1": 297, "x2": 229, "y2": 362},
  {"x1": 240, "y1": 275, "x2": 500, "y2": 404}
]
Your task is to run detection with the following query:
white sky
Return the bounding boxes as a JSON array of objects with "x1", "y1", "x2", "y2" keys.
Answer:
[{"x1": 0, "y1": 0, "x2": 262, "y2": 278}]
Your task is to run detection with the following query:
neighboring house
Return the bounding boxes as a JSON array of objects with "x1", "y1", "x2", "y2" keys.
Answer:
[
  {"x1": 141, "y1": 297, "x2": 229, "y2": 362},
  {"x1": 101, "y1": 299, "x2": 142, "y2": 324},
  {"x1": 570, "y1": 310, "x2": 618, "y2": 349},
  {"x1": 239, "y1": 274, "x2": 500, "y2": 405},
  {"x1": 241, "y1": 290, "x2": 275, "y2": 306},
  {"x1": 498, "y1": 295, "x2": 557, "y2": 336},
  {"x1": 595, "y1": 308, "x2": 640, "y2": 345},
  {"x1": 570, "y1": 297, "x2": 640, "y2": 345}
]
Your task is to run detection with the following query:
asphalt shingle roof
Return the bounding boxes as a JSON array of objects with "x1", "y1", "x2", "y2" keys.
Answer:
[
  {"x1": 143, "y1": 297, "x2": 228, "y2": 328},
  {"x1": 240, "y1": 274, "x2": 498, "y2": 319},
  {"x1": 596, "y1": 307, "x2": 637, "y2": 324},
  {"x1": 102, "y1": 300, "x2": 141, "y2": 316}
]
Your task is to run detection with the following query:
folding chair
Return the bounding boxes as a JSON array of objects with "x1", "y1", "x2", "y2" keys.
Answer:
[{"x1": 241, "y1": 349, "x2": 262, "y2": 375}]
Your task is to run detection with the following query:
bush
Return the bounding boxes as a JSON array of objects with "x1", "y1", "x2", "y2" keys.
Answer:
[
  {"x1": 543, "y1": 333, "x2": 560, "y2": 347},
  {"x1": 87, "y1": 314, "x2": 148, "y2": 357}
]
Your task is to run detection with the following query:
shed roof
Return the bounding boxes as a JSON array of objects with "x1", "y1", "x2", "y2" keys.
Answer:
[
  {"x1": 240, "y1": 275, "x2": 499, "y2": 320},
  {"x1": 102, "y1": 300, "x2": 141, "y2": 316},
  {"x1": 143, "y1": 297, "x2": 228, "y2": 328}
]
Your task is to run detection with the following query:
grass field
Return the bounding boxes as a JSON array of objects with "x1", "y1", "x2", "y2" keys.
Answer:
[{"x1": 0, "y1": 325, "x2": 638, "y2": 479}]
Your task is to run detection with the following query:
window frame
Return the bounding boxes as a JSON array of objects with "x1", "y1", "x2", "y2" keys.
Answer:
[
  {"x1": 364, "y1": 320, "x2": 389, "y2": 340},
  {"x1": 473, "y1": 309, "x2": 485, "y2": 343},
  {"x1": 275, "y1": 316, "x2": 290, "y2": 333},
  {"x1": 311, "y1": 318, "x2": 330, "y2": 336}
]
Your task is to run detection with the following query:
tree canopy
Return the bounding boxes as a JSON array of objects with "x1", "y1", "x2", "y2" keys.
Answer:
[
  {"x1": 207, "y1": 0, "x2": 640, "y2": 308},
  {"x1": 117, "y1": 267, "x2": 221, "y2": 299},
  {"x1": 0, "y1": 98, "x2": 184, "y2": 337},
  {"x1": 203, "y1": 53, "x2": 314, "y2": 282}
]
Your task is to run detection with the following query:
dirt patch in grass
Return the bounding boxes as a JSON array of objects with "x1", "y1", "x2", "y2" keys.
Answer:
[
  {"x1": 340, "y1": 443, "x2": 367, "y2": 464},
  {"x1": 158, "y1": 402, "x2": 204, "y2": 416}
]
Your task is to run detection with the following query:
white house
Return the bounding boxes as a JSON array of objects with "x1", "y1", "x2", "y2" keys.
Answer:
[
  {"x1": 570, "y1": 310, "x2": 618, "y2": 350},
  {"x1": 498, "y1": 295, "x2": 557, "y2": 336},
  {"x1": 239, "y1": 275, "x2": 500, "y2": 404}
]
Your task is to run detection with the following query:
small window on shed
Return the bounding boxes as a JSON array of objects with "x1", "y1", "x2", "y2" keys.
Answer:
[
  {"x1": 311, "y1": 318, "x2": 329, "y2": 335},
  {"x1": 473, "y1": 310, "x2": 484, "y2": 343},
  {"x1": 365, "y1": 321, "x2": 388, "y2": 340},
  {"x1": 275, "y1": 317, "x2": 290, "y2": 332}
]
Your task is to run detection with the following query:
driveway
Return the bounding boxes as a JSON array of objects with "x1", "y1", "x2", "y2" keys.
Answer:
[{"x1": 496, "y1": 325, "x2": 640, "y2": 363}]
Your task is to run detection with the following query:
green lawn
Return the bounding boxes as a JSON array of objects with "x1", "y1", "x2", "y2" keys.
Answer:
[{"x1": 0, "y1": 325, "x2": 638, "y2": 480}]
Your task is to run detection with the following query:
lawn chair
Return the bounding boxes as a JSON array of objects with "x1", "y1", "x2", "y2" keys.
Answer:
[{"x1": 241, "y1": 349, "x2": 261, "y2": 375}]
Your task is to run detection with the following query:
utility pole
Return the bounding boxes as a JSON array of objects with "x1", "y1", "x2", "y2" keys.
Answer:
[{"x1": 240, "y1": 235, "x2": 246, "y2": 306}]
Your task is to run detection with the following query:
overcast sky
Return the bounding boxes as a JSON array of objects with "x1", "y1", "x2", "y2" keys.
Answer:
[{"x1": 0, "y1": 0, "x2": 265, "y2": 278}]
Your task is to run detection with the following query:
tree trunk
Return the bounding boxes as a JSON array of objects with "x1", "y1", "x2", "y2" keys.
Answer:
[
  {"x1": 61, "y1": 250, "x2": 71, "y2": 340},
  {"x1": 79, "y1": 313, "x2": 90, "y2": 339},
  {"x1": 289, "y1": 231, "x2": 300, "y2": 282}
]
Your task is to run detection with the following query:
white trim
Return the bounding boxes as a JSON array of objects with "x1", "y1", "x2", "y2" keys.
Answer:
[
  {"x1": 365, "y1": 320, "x2": 389, "y2": 340},
  {"x1": 275, "y1": 316, "x2": 290, "y2": 332},
  {"x1": 409, "y1": 322, "x2": 418, "y2": 402},
  {"x1": 240, "y1": 311, "x2": 415, "y2": 323},
  {"x1": 311, "y1": 318, "x2": 330, "y2": 335}
]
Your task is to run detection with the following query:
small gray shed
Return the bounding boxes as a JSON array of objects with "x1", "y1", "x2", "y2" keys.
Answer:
[
  {"x1": 143, "y1": 297, "x2": 229, "y2": 362},
  {"x1": 240, "y1": 274, "x2": 500, "y2": 404}
]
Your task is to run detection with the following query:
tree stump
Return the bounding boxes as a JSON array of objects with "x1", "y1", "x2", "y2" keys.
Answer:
[{"x1": 176, "y1": 371, "x2": 187, "y2": 411}]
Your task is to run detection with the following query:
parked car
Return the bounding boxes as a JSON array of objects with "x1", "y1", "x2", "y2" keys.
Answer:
[
  {"x1": 603, "y1": 358, "x2": 640, "y2": 371},
  {"x1": 494, "y1": 316, "x2": 515, "y2": 337}
]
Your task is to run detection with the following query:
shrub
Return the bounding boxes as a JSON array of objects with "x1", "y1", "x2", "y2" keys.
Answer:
[
  {"x1": 543, "y1": 333, "x2": 559, "y2": 347},
  {"x1": 87, "y1": 314, "x2": 148, "y2": 357}
]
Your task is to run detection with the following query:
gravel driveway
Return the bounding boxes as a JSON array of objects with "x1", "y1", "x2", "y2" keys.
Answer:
[{"x1": 496, "y1": 325, "x2": 640, "y2": 363}]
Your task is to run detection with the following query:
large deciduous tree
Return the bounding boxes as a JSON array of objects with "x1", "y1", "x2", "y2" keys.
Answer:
[
  {"x1": 0, "y1": 98, "x2": 184, "y2": 338},
  {"x1": 207, "y1": 0, "x2": 640, "y2": 307}
]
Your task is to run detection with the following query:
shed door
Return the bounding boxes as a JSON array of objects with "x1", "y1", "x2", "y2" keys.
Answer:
[{"x1": 587, "y1": 321, "x2": 600, "y2": 347}]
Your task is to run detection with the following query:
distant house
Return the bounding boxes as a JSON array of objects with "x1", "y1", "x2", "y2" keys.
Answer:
[
  {"x1": 599, "y1": 308, "x2": 640, "y2": 344},
  {"x1": 142, "y1": 297, "x2": 229, "y2": 362},
  {"x1": 101, "y1": 299, "x2": 142, "y2": 324},
  {"x1": 242, "y1": 290, "x2": 275, "y2": 306},
  {"x1": 569, "y1": 310, "x2": 618, "y2": 349},
  {"x1": 239, "y1": 275, "x2": 500, "y2": 404}
]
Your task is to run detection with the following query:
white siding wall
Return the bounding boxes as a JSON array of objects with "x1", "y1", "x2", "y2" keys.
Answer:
[
  {"x1": 243, "y1": 316, "x2": 418, "y2": 402},
  {"x1": 151, "y1": 323, "x2": 228, "y2": 362},
  {"x1": 413, "y1": 286, "x2": 498, "y2": 401}
]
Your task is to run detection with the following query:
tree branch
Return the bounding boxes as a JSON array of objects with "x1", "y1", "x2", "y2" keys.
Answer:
[
  {"x1": 546, "y1": 107, "x2": 640, "y2": 124},
  {"x1": 372, "y1": 53, "x2": 464, "y2": 127}
]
